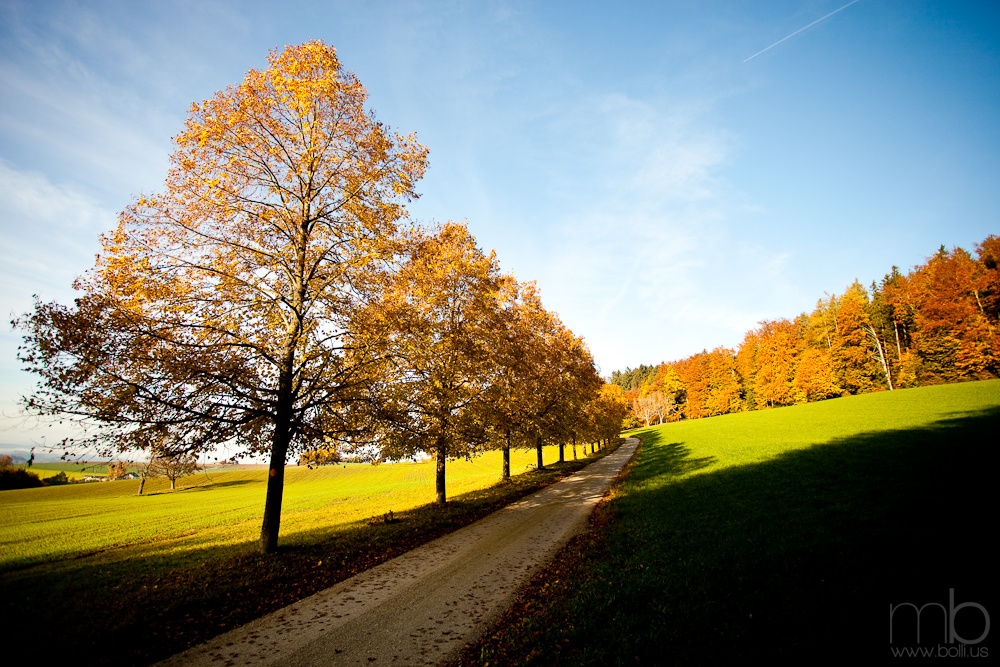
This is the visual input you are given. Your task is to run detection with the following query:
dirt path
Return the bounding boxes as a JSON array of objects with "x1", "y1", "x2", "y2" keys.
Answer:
[{"x1": 157, "y1": 438, "x2": 638, "y2": 666}]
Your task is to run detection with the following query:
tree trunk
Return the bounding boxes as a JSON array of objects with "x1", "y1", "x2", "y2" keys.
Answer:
[
  {"x1": 136, "y1": 476, "x2": 145, "y2": 496},
  {"x1": 535, "y1": 435, "x2": 544, "y2": 470},
  {"x1": 259, "y1": 206, "x2": 307, "y2": 554},
  {"x1": 876, "y1": 336, "x2": 893, "y2": 390},
  {"x1": 170, "y1": 476, "x2": 176, "y2": 490},
  {"x1": 558, "y1": 441, "x2": 564, "y2": 463},
  {"x1": 260, "y1": 358, "x2": 295, "y2": 553},
  {"x1": 572, "y1": 433, "x2": 577, "y2": 460},
  {"x1": 501, "y1": 429, "x2": 511, "y2": 482},
  {"x1": 259, "y1": 426, "x2": 290, "y2": 553},
  {"x1": 436, "y1": 437, "x2": 447, "y2": 504},
  {"x1": 866, "y1": 325, "x2": 894, "y2": 391}
]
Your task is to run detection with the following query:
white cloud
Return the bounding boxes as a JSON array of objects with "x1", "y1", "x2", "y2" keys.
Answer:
[
  {"x1": 0, "y1": 44, "x2": 173, "y2": 195},
  {"x1": 598, "y1": 94, "x2": 730, "y2": 204},
  {"x1": 0, "y1": 162, "x2": 116, "y2": 447},
  {"x1": 0, "y1": 160, "x2": 111, "y2": 301},
  {"x1": 527, "y1": 92, "x2": 801, "y2": 372}
]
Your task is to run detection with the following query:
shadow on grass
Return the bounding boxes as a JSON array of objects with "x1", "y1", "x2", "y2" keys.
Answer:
[
  {"x1": 173, "y1": 479, "x2": 256, "y2": 492},
  {"x1": 630, "y1": 440, "x2": 716, "y2": 481},
  {"x1": 465, "y1": 408, "x2": 998, "y2": 666},
  {"x1": 0, "y1": 443, "x2": 622, "y2": 667}
]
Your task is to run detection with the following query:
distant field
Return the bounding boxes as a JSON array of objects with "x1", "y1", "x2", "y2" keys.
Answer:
[
  {"x1": 26, "y1": 461, "x2": 255, "y2": 482},
  {"x1": 26, "y1": 462, "x2": 107, "y2": 482},
  {"x1": 464, "y1": 380, "x2": 1000, "y2": 664},
  {"x1": 0, "y1": 444, "x2": 568, "y2": 573}
]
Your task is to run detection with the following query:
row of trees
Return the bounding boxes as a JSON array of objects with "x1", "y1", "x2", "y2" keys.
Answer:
[
  {"x1": 613, "y1": 236, "x2": 1000, "y2": 423},
  {"x1": 0, "y1": 454, "x2": 44, "y2": 490},
  {"x1": 355, "y1": 221, "x2": 624, "y2": 503},
  {"x1": 14, "y1": 41, "x2": 625, "y2": 553}
]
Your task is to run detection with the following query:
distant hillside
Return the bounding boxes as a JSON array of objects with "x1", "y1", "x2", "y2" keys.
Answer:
[
  {"x1": 610, "y1": 235, "x2": 1000, "y2": 422},
  {"x1": 0, "y1": 446, "x2": 66, "y2": 464}
]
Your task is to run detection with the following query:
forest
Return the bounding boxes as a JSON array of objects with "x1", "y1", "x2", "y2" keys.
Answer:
[{"x1": 611, "y1": 235, "x2": 1000, "y2": 425}]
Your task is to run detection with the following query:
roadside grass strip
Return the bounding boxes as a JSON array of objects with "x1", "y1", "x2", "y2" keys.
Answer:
[{"x1": 459, "y1": 380, "x2": 999, "y2": 665}]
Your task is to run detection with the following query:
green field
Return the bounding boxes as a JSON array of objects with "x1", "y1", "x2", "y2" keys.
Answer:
[
  {"x1": 0, "y1": 441, "x2": 604, "y2": 666},
  {"x1": 463, "y1": 380, "x2": 999, "y2": 664},
  {"x1": 1, "y1": 445, "x2": 570, "y2": 573},
  {"x1": 21, "y1": 461, "x2": 113, "y2": 482}
]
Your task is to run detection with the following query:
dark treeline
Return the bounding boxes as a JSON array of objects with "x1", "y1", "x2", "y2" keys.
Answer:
[
  {"x1": 611, "y1": 235, "x2": 1000, "y2": 425},
  {"x1": 608, "y1": 364, "x2": 659, "y2": 391}
]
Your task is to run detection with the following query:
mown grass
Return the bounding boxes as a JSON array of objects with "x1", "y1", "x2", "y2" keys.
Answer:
[
  {"x1": 0, "y1": 442, "x2": 610, "y2": 666},
  {"x1": 459, "y1": 380, "x2": 999, "y2": 665}
]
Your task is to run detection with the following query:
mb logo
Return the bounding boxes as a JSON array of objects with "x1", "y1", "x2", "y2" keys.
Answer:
[{"x1": 889, "y1": 588, "x2": 990, "y2": 646}]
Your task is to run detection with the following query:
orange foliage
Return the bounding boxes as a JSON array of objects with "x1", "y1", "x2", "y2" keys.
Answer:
[
  {"x1": 17, "y1": 40, "x2": 428, "y2": 553},
  {"x1": 615, "y1": 235, "x2": 1000, "y2": 423}
]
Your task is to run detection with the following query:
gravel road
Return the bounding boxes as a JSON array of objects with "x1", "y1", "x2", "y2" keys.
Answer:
[{"x1": 157, "y1": 438, "x2": 638, "y2": 666}]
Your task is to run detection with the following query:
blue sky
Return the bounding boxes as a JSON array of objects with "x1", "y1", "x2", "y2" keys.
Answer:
[{"x1": 1, "y1": 0, "x2": 998, "y2": 450}]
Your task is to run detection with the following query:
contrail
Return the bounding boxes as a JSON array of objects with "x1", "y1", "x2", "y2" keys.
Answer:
[{"x1": 743, "y1": 0, "x2": 861, "y2": 63}]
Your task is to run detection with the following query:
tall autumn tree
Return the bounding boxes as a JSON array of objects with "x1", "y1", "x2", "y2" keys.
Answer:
[
  {"x1": 673, "y1": 353, "x2": 710, "y2": 419},
  {"x1": 972, "y1": 235, "x2": 1000, "y2": 367},
  {"x1": 908, "y1": 245, "x2": 999, "y2": 382},
  {"x1": 15, "y1": 41, "x2": 428, "y2": 553},
  {"x1": 550, "y1": 346, "x2": 603, "y2": 462},
  {"x1": 974, "y1": 235, "x2": 1000, "y2": 323},
  {"x1": 584, "y1": 382, "x2": 629, "y2": 445},
  {"x1": 738, "y1": 320, "x2": 799, "y2": 408},
  {"x1": 483, "y1": 280, "x2": 552, "y2": 480},
  {"x1": 878, "y1": 268, "x2": 914, "y2": 355},
  {"x1": 649, "y1": 364, "x2": 685, "y2": 408},
  {"x1": 511, "y1": 313, "x2": 599, "y2": 470},
  {"x1": 830, "y1": 282, "x2": 882, "y2": 393},
  {"x1": 703, "y1": 347, "x2": 743, "y2": 415},
  {"x1": 793, "y1": 348, "x2": 841, "y2": 401},
  {"x1": 363, "y1": 222, "x2": 506, "y2": 504}
]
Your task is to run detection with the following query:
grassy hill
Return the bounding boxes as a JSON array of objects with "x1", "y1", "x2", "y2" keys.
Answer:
[{"x1": 462, "y1": 380, "x2": 999, "y2": 664}]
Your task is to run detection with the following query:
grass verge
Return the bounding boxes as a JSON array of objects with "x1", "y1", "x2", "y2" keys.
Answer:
[{"x1": 456, "y1": 380, "x2": 999, "y2": 665}]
